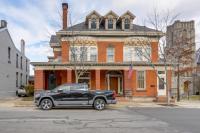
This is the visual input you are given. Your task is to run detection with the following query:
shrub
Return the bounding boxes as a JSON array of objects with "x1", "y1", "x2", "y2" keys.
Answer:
[{"x1": 25, "y1": 85, "x2": 34, "y2": 96}]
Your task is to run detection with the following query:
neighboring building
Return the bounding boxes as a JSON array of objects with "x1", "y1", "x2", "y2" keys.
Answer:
[
  {"x1": 193, "y1": 48, "x2": 200, "y2": 94},
  {"x1": 166, "y1": 20, "x2": 196, "y2": 96},
  {"x1": 32, "y1": 3, "x2": 172, "y2": 100},
  {"x1": 0, "y1": 20, "x2": 30, "y2": 98},
  {"x1": 28, "y1": 76, "x2": 34, "y2": 86}
]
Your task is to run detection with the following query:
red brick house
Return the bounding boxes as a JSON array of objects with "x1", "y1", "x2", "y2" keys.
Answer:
[{"x1": 32, "y1": 3, "x2": 172, "y2": 99}]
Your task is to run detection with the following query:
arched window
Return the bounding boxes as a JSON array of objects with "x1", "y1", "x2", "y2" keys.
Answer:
[
  {"x1": 125, "y1": 18, "x2": 130, "y2": 29},
  {"x1": 91, "y1": 18, "x2": 97, "y2": 29},
  {"x1": 108, "y1": 18, "x2": 113, "y2": 29}
]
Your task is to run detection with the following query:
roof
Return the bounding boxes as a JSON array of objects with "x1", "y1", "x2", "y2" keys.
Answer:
[
  {"x1": 50, "y1": 35, "x2": 59, "y2": 44},
  {"x1": 66, "y1": 22, "x2": 159, "y2": 32}
]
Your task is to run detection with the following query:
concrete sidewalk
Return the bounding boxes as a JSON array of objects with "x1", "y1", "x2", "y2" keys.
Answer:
[{"x1": 1, "y1": 97, "x2": 200, "y2": 109}]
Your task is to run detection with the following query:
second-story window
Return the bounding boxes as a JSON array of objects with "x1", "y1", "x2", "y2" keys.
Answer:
[
  {"x1": 125, "y1": 18, "x2": 130, "y2": 29},
  {"x1": 90, "y1": 47, "x2": 97, "y2": 62},
  {"x1": 107, "y1": 47, "x2": 114, "y2": 62},
  {"x1": 91, "y1": 18, "x2": 97, "y2": 29},
  {"x1": 16, "y1": 54, "x2": 18, "y2": 68},
  {"x1": 80, "y1": 47, "x2": 88, "y2": 61},
  {"x1": 108, "y1": 18, "x2": 113, "y2": 29},
  {"x1": 70, "y1": 47, "x2": 78, "y2": 61},
  {"x1": 135, "y1": 47, "x2": 143, "y2": 61},
  {"x1": 20, "y1": 56, "x2": 23, "y2": 69},
  {"x1": 8, "y1": 47, "x2": 11, "y2": 63}
]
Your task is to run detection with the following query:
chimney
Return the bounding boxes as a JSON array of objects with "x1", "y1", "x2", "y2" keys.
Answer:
[
  {"x1": 62, "y1": 3, "x2": 68, "y2": 30},
  {"x1": 0, "y1": 20, "x2": 7, "y2": 28},
  {"x1": 21, "y1": 39, "x2": 25, "y2": 55}
]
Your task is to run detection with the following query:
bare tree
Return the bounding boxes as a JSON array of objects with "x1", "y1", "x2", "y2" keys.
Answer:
[{"x1": 132, "y1": 8, "x2": 181, "y2": 105}]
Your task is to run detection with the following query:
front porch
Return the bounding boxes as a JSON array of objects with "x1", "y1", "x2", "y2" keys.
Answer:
[{"x1": 34, "y1": 70, "x2": 125, "y2": 96}]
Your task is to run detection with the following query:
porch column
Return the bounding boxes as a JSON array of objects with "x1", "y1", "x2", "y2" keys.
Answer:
[
  {"x1": 95, "y1": 70, "x2": 101, "y2": 90},
  {"x1": 123, "y1": 70, "x2": 133, "y2": 97},
  {"x1": 34, "y1": 70, "x2": 45, "y2": 91},
  {"x1": 67, "y1": 70, "x2": 72, "y2": 83}
]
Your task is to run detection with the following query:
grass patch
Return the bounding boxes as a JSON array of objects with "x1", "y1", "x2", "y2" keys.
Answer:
[{"x1": 182, "y1": 95, "x2": 200, "y2": 101}]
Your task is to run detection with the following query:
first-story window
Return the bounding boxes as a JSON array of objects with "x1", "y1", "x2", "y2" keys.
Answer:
[
  {"x1": 20, "y1": 73, "x2": 22, "y2": 86},
  {"x1": 107, "y1": 47, "x2": 114, "y2": 62},
  {"x1": 16, "y1": 72, "x2": 18, "y2": 87},
  {"x1": 137, "y1": 71, "x2": 145, "y2": 90}
]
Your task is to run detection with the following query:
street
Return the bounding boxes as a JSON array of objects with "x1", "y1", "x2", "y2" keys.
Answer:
[{"x1": 0, "y1": 106, "x2": 200, "y2": 133}]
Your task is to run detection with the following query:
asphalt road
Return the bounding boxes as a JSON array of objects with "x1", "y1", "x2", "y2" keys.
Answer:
[
  {"x1": 0, "y1": 106, "x2": 199, "y2": 133},
  {"x1": 127, "y1": 107, "x2": 200, "y2": 133}
]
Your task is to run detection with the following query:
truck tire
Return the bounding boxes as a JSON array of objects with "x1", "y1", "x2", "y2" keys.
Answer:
[
  {"x1": 40, "y1": 98, "x2": 53, "y2": 110},
  {"x1": 93, "y1": 98, "x2": 106, "y2": 110}
]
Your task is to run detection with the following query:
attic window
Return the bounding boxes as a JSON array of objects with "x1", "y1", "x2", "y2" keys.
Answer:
[
  {"x1": 108, "y1": 18, "x2": 113, "y2": 29},
  {"x1": 91, "y1": 18, "x2": 97, "y2": 29},
  {"x1": 125, "y1": 18, "x2": 130, "y2": 29}
]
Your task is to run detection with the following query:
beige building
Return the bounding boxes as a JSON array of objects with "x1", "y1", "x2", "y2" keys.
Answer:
[{"x1": 166, "y1": 20, "x2": 196, "y2": 96}]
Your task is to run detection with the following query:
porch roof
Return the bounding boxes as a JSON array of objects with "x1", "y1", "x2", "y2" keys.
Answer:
[{"x1": 31, "y1": 61, "x2": 172, "y2": 67}]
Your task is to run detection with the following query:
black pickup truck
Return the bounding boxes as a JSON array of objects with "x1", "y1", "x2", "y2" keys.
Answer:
[{"x1": 34, "y1": 83, "x2": 117, "y2": 110}]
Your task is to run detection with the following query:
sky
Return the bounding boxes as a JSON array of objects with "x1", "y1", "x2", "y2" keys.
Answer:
[{"x1": 0, "y1": 0, "x2": 200, "y2": 75}]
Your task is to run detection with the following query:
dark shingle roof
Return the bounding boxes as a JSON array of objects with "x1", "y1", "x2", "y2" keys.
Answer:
[
  {"x1": 50, "y1": 35, "x2": 59, "y2": 44},
  {"x1": 66, "y1": 22, "x2": 158, "y2": 32}
]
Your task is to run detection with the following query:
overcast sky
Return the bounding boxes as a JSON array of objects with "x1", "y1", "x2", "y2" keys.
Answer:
[{"x1": 0, "y1": 0, "x2": 200, "y2": 75}]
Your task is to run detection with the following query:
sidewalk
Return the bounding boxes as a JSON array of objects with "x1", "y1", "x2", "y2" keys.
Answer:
[{"x1": 1, "y1": 97, "x2": 200, "y2": 109}]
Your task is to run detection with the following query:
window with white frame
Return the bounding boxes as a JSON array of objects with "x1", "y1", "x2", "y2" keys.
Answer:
[
  {"x1": 91, "y1": 18, "x2": 97, "y2": 29},
  {"x1": 107, "y1": 47, "x2": 114, "y2": 62},
  {"x1": 134, "y1": 47, "x2": 143, "y2": 61},
  {"x1": 124, "y1": 46, "x2": 150, "y2": 62},
  {"x1": 80, "y1": 47, "x2": 88, "y2": 61},
  {"x1": 90, "y1": 47, "x2": 97, "y2": 61},
  {"x1": 108, "y1": 18, "x2": 113, "y2": 29},
  {"x1": 124, "y1": 18, "x2": 130, "y2": 29},
  {"x1": 70, "y1": 46, "x2": 97, "y2": 62},
  {"x1": 137, "y1": 71, "x2": 145, "y2": 90}
]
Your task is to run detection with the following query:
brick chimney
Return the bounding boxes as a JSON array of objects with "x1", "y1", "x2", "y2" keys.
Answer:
[
  {"x1": 21, "y1": 39, "x2": 25, "y2": 55},
  {"x1": 62, "y1": 3, "x2": 68, "y2": 30}
]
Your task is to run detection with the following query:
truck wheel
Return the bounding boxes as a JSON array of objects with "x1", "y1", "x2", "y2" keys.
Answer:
[
  {"x1": 40, "y1": 98, "x2": 53, "y2": 110},
  {"x1": 93, "y1": 98, "x2": 105, "y2": 110}
]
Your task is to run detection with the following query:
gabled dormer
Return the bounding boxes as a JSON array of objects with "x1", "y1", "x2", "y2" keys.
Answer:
[
  {"x1": 119, "y1": 11, "x2": 135, "y2": 30},
  {"x1": 104, "y1": 11, "x2": 118, "y2": 30},
  {"x1": 86, "y1": 10, "x2": 101, "y2": 30}
]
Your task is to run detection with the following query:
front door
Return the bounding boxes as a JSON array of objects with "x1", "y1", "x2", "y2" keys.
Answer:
[
  {"x1": 110, "y1": 77, "x2": 118, "y2": 93},
  {"x1": 48, "y1": 74, "x2": 56, "y2": 90},
  {"x1": 157, "y1": 71, "x2": 166, "y2": 96}
]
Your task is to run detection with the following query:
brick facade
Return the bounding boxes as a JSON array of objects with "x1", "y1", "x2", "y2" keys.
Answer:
[{"x1": 32, "y1": 3, "x2": 173, "y2": 99}]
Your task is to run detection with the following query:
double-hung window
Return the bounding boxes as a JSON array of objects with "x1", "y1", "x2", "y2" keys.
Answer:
[
  {"x1": 124, "y1": 18, "x2": 130, "y2": 29},
  {"x1": 91, "y1": 18, "x2": 97, "y2": 29},
  {"x1": 107, "y1": 47, "x2": 114, "y2": 62},
  {"x1": 108, "y1": 18, "x2": 113, "y2": 29},
  {"x1": 137, "y1": 71, "x2": 145, "y2": 90},
  {"x1": 90, "y1": 47, "x2": 97, "y2": 62}
]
